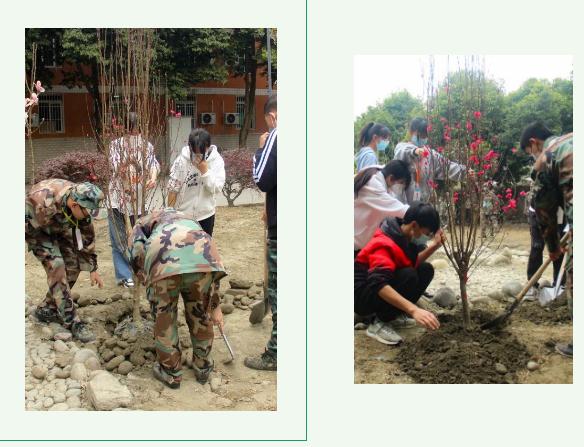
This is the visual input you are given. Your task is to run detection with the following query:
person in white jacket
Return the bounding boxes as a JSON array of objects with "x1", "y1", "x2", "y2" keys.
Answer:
[
  {"x1": 167, "y1": 128, "x2": 225, "y2": 236},
  {"x1": 354, "y1": 160, "x2": 411, "y2": 254}
]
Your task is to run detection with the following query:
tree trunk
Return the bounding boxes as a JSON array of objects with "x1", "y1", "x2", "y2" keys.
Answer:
[
  {"x1": 459, "y1": 273, "x2": 471, "y2": 330},
  {"x1": 227, "y1": 198, "x2": 235, "y2": 207},
  {"x1": 238, "y1": 40, "x2": 258, "y2": 148},
  {"x1": 87, "y1": 62, "x2": 104, "y2": 152}
]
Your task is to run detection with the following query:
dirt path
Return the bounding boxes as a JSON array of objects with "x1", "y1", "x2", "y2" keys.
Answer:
[
  {"x1": 354, "y1": 224, "x2": 573, "y2": 384},
  {"x1": 25, "y1": 204, "x2": 277, "y2": 411}
]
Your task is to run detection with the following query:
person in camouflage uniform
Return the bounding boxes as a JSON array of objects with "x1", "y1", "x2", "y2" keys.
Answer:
[
  {"x1": 521, "y1": 121, "x2": 573, "y2": 357},
  {"x1": 25, "y1": 179, "x2": 105, "y2": 342},
  {"x1": 127, "y1": 208, "x2": 227, "y2": 388},
  {"x1": 480, "y1": 183, "x2": 501, "y2": 238}
]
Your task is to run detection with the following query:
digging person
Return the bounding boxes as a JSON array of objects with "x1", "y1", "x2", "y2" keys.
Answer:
[
  {"x1": 521, "y1": 121, "x2": 573, "y2": 357},
  {"x1": 127, "y1": 208, "x2": 227, "y2": 388},
  {"x1": 25, "y1": 179, "x2": 105, "y2": 343},
  {"x1": 354, "y1": 202, "x2": 442, "y2": 345}
]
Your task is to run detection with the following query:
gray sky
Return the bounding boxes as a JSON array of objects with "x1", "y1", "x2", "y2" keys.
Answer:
[{"x1": 353, "y1": 55, "x2": 573, "y2": 117}]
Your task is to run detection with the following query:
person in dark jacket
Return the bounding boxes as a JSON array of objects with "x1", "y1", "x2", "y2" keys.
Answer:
[
  {"x1": 245, "y1": 94, "x2": 278, "y2": 371},
  {"x1": 355, "y1": 202, "x2": 442, "y2": 345}
]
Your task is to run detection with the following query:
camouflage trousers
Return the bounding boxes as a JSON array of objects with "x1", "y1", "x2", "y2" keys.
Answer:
[
  {"x1": 566, "y1": 230, "x2": 573, "y2": 317},
  {"x1": 147, "y1": 272, "x2": 219, "y2": 378},
  {"x1": 27, "y1": 231, "x2": 89, "y2": 328},
  {"x1": 266, "y1": 239, "x2": 277, "y2": 357}
]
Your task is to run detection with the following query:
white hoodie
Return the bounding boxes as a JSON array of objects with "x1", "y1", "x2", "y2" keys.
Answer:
[{"x1": 168, "y1": 145, "x2": 226, "y2": 221}]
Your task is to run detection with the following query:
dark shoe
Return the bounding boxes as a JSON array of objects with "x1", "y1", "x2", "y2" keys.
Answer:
[
  {"x1": 244, "y1": 351, "x2": 277, "y2": 371},
  {"x1": 35, "y1": 306, "x2": 60, "y2": 323},
  {"x1": 120, "y1": 278, "x2": 135, "y2": 288},
  {"x1": 71, "y1": 321, "x2": 96, "y2": 343},
  {"x1": 193, "y1": 360, "x2": 214, "y2": 384},
  {"x1": 555, "y1": 342, "x2": 573, "y2": 358},
  {"x1": 153, "y1": 362, "x2": 181, "y2": 389}
]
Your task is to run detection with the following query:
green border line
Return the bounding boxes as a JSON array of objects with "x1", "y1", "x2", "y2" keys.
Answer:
[{"x1": 10, "y1": 13, "x2": 309, "y2": 443}]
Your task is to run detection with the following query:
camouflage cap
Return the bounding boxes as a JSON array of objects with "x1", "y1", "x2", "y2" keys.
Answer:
[{"x1": 71, "y1": 182, "x2": 104, "y2": 210}]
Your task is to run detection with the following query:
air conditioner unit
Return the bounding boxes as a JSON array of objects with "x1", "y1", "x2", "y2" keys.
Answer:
[
  {"x1": 224, "y1": 112, "x2": 240, "y2": 125},
  {"x1": 200, "y1": 112, "x2": 216, "y2": 125}
]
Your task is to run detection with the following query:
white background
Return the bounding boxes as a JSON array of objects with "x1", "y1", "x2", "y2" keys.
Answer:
[{"x1": 2, "y1": 0, "x2": 584, "y2": 445}]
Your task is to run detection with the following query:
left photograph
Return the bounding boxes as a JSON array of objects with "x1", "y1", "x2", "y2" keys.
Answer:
[{"x1": 24, "y1": 28, "x2": 278, "y2": 411}]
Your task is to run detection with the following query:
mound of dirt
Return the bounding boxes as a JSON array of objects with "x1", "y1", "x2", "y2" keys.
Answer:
[
  {"x1": 395, "y1": 311, "x2": 531, "y2": 384},
  {"x1": 515, "y1": 296, "x2": 571, "y2": 325}
]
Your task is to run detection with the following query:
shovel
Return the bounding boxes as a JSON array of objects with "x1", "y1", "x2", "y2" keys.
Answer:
[
  {"x1": 482, "y1": 232, "x2": 569, "y2": 330},
  {"x1": 218, "y1": 325, "x2": 235, "y2": 364}
]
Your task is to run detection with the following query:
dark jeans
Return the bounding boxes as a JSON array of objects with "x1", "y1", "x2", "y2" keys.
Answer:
[
  {"x1": 356, "y1": 262, "x2": 434, "y2": 322},
  {"x1": 198, "y1": 214, "x2": 215, "y2": 236},
  {"x1": 527, "y1": 211, "x2": 564, "y2": 286}
]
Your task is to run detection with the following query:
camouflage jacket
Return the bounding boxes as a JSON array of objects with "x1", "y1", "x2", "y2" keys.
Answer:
[
  {"x1": 128, "y1": 208, "x2": 227, "y2": 286},
  {"x1": 532, "y1": 133, "x2": 573, "y2": 253},
  {"x1": 25, "y1": 179, "x2": 98, "y2": 271}
]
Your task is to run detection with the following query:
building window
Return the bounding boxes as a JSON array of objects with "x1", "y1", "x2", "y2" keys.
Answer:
[
  {"x1": 38, "y1": 94, "x2": 64, "y2": 134},
  {"x1": 175, "y1": 94, "x2": 197, "y2": 129},
  {"x1": 236, "y1": 95, "x2": 255, "y2": 130}
]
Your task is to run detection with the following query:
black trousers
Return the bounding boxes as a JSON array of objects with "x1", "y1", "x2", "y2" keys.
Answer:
[
  {"x1": 527, "y1": 211, "x2": 564, "y2": 286},
  {"x1": 198, "y1": 214, "x2": 216, "y2": 237},
  {"x1": 355, "y1": 262, "x2": 434, "y2": 322}
]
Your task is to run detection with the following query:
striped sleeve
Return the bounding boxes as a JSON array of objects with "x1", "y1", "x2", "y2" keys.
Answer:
[{"x1": 253, "y1": 128, "x2": 277, "y2": 192}]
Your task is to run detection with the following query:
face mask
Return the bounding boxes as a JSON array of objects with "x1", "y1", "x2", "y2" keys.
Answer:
[
  {"x1": 413, "y1": 234, "x2": 431, "y2": 245},
  {"x1": 390, "y1": 184, "x2": 404, "y2": 196},
  {"x1": 377, "y1": 139, "x2": 389, "y2": 153},
  {"x1": 412, "y1": 135, "x2": 428, "y2": 147}
]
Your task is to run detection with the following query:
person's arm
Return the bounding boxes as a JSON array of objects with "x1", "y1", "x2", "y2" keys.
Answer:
[
  {"x1": 359, "y1": 151, "x2": 378, "y2": 170},
  {"x1": 146, "y1": 143, "x2": 160, "y2": 188},
  {"x1": 360, "y1": 178, "x2": 410, "y2": 218},
  {"x1": 127, "y1": 213, "x2": 156, "y2": 283},
  {"x1": 417, "y1": 229, "x2": 446, "y2": 264},
  {"x1": 201, "y1": 149, "x2": 226, "y2": 194},
  {"x1": 378, "y1": 285, "x2": 440, "y2": 330},
  {"x1": 430, "y1": 148, "x2": 466, "y2": 181},
  {"x1": 167, "y1": 155, "x2": 185, "y2": 208},
  {"x1": 253, "y1": 129, "x2": 277, "y2": 193},
  {"x1": 533, "y1": 151, "x2": 562, "y2": 257}
]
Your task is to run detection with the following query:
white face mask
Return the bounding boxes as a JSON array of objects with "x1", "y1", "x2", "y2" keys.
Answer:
[{"x1": 390, "y1": 184, "x2": 405, "y2": 197}]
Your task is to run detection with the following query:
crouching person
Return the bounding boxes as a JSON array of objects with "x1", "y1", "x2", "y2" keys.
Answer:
[
  {"x1": 354, "y1": 202, "x2": 442, "y2": 345},
  {"x1": 26, "y1": 179, "x2": 105, "y2": 343},
  {"x1": 127, "y1": 208, "x2": 227, "y2": 389}
]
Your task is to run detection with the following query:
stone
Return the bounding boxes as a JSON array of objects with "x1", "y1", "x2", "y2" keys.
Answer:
[
  {"x1": 255, "y1": 280, "x2": 264, "y2": 287},
  {"x1": 66, "y1": 396, "x2": 81, "y2": 408},
  {"x1": 527, "y1": 361, "x2": 540, "y2": 371},
  {"x1": 502, "y1": 281, "x2": 523, "y2": 298},
  {"x1": 220, "y1": 303, "x2": 235, "y2": 315},
  {"x1": 495, "y1": 363, "x2": 508, "y2": 374},
  {"x1": 68, "y1": 380, "x2": 81, "y2": 389},
  {"x1": 104, "y1": 338, "x2": 118, "y2": 349},
  {"x1": 487, "y1": 290, "x2": 505, "y2": 301},
  {"x1": 113, "y1": 347, "x2": 125, "y2": 356},
  {"x1": 54, "y1": 366, "x2": 70, "y2": 379},
  {"x1": 71, "y1": 292, "x2": 80, "y2": 302},
  {"x1": 87, "y1": 371, "x2": 133, "y2": 411},
  {"x1": 223, "y1": 294, "x2": 234, "y2": 305},
  {"x1": 430, "y1": 259, "x2": 450, "y2": 270},
  {"x1": 32, "y1": 365, "x2": 48, "y2": 380},
  {"x1": 72, "y1": 348, "x2": 99, "y2": 365},
  {"x1": 122, "y1": 291, "x2": 132, "y2": 300},
  {"x1": 70, "y1": 363, "x2": 88, "y2": 382},
  {"x1": 117, "y1": 361, "x2": 133, "y2": 375},
  {"x1": 101, "y1": 349, "x2": 116, "y2": 362},
  {"x1": 129, "y1": 351, "x2": 146, "y2": 366},
  {"x1": 54, "y1": 354, "x2": 72, "y2": 368},
  {"x1": 539, "y1": 279, "x2": 552, "y2": 288},
  {"x1": 77, "y1": 296, "x2": 91, "y2": 307},
  {"x1": 66, "y1": 388, "x2": 82, "y2": 397},
  {"x1": 53, "y1": 340, "x2": 69, "y2": 353},
  {"x1": 487, "y1": 254, "x2": 512, "y2": 267},
  {"x1": 240, "y1": 296, "x2": 251, "y2": 306},
  {"x1": 43, "y1": 397, "x2": 54, "y2": 408},
  {"x1": 84, "y1": 357, "x2": 101, "y2": 371},
  {"x1": 105, "y1": 355, "x2": 125, "y2": 371},
  {"x1": 116, "y1": 340, "x2": 129, "y2": 349},
  {"x1": 26, "y1": 389, "x2": 39, "y2": 400},
  {"x1": 25, "y1": 383, "x2": 34, "y2": 392},
  {"x1": 224, "y1": 288, "x2": 247, "y2": 297},
  {"x1": 53, "y1": 392, "x2": 66, "y2": 403},
  {"x1": 228, "y1": 279, "x2": 253, "y2": 289},
  {"x1": 210, "y1": 377, "x2": 221, "y2": 393},
  {"x1": 111, "y1": 293, "x2": 123, "y2": 302},
  {"x1": 41, "y1": 327, "x2": 53, "y2": 339},
  {"x1": 432, "y1": 287, "x2": 457, "y2": 309},
  {"x1": 49, "y1": 403, "x2": 69, "y2": 411},
  {"x1": 501, "y1": 247, "x2": 513, "y2": 259},
  {"x1": 54, "y1": 332, "x2": 72, "y2": 342}
]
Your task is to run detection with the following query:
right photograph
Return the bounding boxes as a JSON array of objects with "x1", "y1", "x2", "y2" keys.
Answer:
[{"x1": 353, "y1": 55, "x2": 573, "y2": 384}]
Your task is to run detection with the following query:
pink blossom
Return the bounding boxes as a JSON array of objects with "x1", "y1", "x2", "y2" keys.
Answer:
[
  {"x1": 506, "y1": 193, "x2": 513, "y2": 200},
  {"x1": 169, "y1": 110, "x2": 176, "y2": 116},
  {"x1": 473, "y1": 111, "x2": 482, "y2": 119},
  {"x1": 483, "y1": 164, "x2": 491, "y2": 170},
  {"x1": 428, "y1": 179, "x2": 438, "y2": 190},
  {"x1": 34, "y1": 80, "x2": 45, "y2": 93},
  {"x1": 519, "y1": 191, "x2": 527, "y2": 197},
  {"x1": 484, "y1": 150, "x2": 498, "y2": 162},
  {"x1": 30, "y1": 93, "x2": 38, "y2": 105},
  {"x1": 421, "y1": 148, "x2": 430, "y2": 158},
  {"x1": 469, "y1": 155, "x2": 480, "y2": 165},
  {"x1": 511, "y1": 147, "x2": 517, "y2": 154},
  {"x1": 466, "y1": 120, "x2": 472, "y2": 131},
  {"x1": 508, "y1": 199, "x2": 517, "y2": 209},
  {"x1": 497, "y1": 194, "x2": 503, "y2": 199},
  {"x1": 506, "y1": 188, "x2": 512, "y2": 193},
  {"x1": 470, "y1": 141, "x2": 478, "y2": 151},
  {"x1": 175, "y1": 112, "x2": 182, "y2": 117},
  {"x1": 440, "y1": 117, "x2": 447, "y2": 123},
  {"x1": 477, "y1": 170, "x2": 484, "y2": 177},
  {"x1": 437, "y1": 146, "x2": 444, "y2": 153},
  {"x1": 427, "y1": 124, "x2": 433, "y2": 133},
  {"x1": 444, "y1": 135, "x2": 451, "y2": 142}
]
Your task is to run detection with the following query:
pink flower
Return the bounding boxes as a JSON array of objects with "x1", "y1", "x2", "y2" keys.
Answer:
[
  {"x1": 477, "y1": 170, "x2": 484, "y2": 177},
  {"x1": 508, "y1": 199, "x2": 517, "y2": 209},
  {"x1": 30, "y1": 93, "x2": 38, "y2": 105},
  {"x1": 34, "y1": 80, "x2": 45, "y2": 93},
  {"x1": 502, "y1": 205, "x2": 510, "y2": 213},
  {"x1": 497, "y1": 194, "x2": 503, "y2": 199},
  {"x1": 470, "y1": 141, "x2": 478, "y2": 151},
  {"x1": 428, "y1": 179, "x2": 438, "y2": 190},
  {"x1": 483, "y1": 164, "x2": 491, "y2": 170},
  {"x1": 506, "y1": 193, "x2": 513, "y2": 200},
  {"x1": 484, "y1": 150, "x2": 497, "y2": 162},
  {"x1": 440, "y1": 117, "x2": 447, "y2": 123},
  {"x1": 455, "y1": 122, "x2": 461, "y2": 129},
  {"x1": 511, "y1": 147, "x2": 517, "y2": 154},
  {"x1": 469, "y1": 155, "x2": 480, "y2": 165},
  {"x1": 519, "y1": 191, "x2": 527, "y2": 197},
  {"x1": 466, "y1": 120, "x2": 472, "y2": 131},
  {"x1": 506, "y1": 188, "x2": 512, "y2": 193},
  {"x1": 437, "y1": 146, "x2": 444, "y2": 153},
  {"x1": 473, "y1": 111, "x2": 482, "y2": 119},
  {"x1": 175, "y1": 112, "x2": 182, "y2": 117},
  {"x1": 444, "y1": 135, "x2": 451, "y2": 142},
  {"x1": 453, "y1": 192, "x2": 459, "y2": 204},
  {"x1": 427, "y1": 124, "x2": 433, "y2": 133},
  {"x1": 421, "y1": 148, "x2": 430, "y2": 158},
  {"x1": 169, "y1": 110, "x2": 176, "y2": 116}
]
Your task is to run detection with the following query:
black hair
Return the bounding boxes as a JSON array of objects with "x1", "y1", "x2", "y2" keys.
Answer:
[
  {"x1": 354, "y1": 160, "x2": 411, "y2": 198},
  {"x1": 409, "y1": 117, "x2": 428, "y2": 138},
  {"x1": 520, "y1": 121, "x2": 553, "y2": 151},
  {"x1": 403, "y1": 201, "x2": 440, "y2": 233},
  {"x1": 188, "y1": 128, "x2": 211, "y2": 155},
  {"x1": 264, "y1": 94, "x2": 277, "y2": 114},
  {"x1": 358, "y1": 122, "x2": 390, "y2": 147}
]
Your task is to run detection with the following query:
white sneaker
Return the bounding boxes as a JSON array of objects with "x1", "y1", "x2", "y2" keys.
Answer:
[
  {"x1": 391, "y1": 314, "x2": 417, "y2": 328},
  {"x1": 523, "y1": 286, "x2": 538, "y2": 302},
  {"x1": 366, "y1": 319, "x2": 403, "y2": 345}
]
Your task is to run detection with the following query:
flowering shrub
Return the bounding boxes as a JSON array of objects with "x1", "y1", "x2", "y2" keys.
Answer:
[
  {"x1": 34, "y1": 151, "x2": 109, "y2": 191},
  {"x1": 221, "y1": 148, "x2": 258, "y2": 206}
]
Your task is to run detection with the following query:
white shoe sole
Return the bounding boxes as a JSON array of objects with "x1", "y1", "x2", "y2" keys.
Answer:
[{"x1": 366, "y1": 329, "x2": 402, "y2": 345}]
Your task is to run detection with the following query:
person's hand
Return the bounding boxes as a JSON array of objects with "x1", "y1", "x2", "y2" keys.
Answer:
[
  {"x1": 146, "y1": 178, "x2": 156, "y2": 190},
  {"x1": 198, "y1": 160, "x2": 208, "y2": 175},
  {"x1": 211, "y1": 306, "x2": 224, "y2": 331},
  {"x1": 90, "y1": 271, "x2": 104, "y2": 288},
  {"x1": 259, "y1": 132, "x2": 269, "y2": 148},
  {"x1": 432, "y1": 229, "x2": 446, "y2": 247},
  {"x1": 549, "y1": 247, "x2": 565, "y2": 261},
  {"x1": 411, "y1": 308, "x2": 440, "y2": 330}
]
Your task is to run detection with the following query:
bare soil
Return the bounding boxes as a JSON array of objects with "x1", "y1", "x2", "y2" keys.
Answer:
[
  {"x1": 25, "y1": 204, "x2": 277, "y2": 410},
  {"x1": 354, "y1": 224, "x2": 573, "y2": 384}
]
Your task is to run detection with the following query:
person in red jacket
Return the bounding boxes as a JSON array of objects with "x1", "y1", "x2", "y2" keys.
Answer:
[{"x1": 355, "y1": 202, "x2": 442, "y2": 345}]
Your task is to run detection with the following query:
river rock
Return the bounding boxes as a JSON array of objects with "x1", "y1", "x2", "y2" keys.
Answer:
[
  {"x1": 66, "y1": 388, "x2": 82, "y2": 398},
  {"x1": 527, "y1": 361, "x2": 540, "y2": 371},
  {"x1": 487, "y1": 290, "x2": 505, "y2": 301},
  {"x1": 228, "y1": 279, "x2": 253, "y2": 289},
  {"x1": 223, "y1": 294, "x2": 234, "y2": 305},
  {"x1": 129, "y1": 350, "x2": 146, "y2": 367},
  {"x1": 221, "y1": 303, "x2": 235, "y2": 315},
  {"x1": 240, "y1": 296, "x2": 251, "y2": 306},
  {"x1": 54, "y1": 332, "x2": 72, "y2": 342},
  {"x1": 116, "y1": 340, "x2": 129, "y2": 349},
  {"x1": 54, "y1": 367, "x2": 69, "y2": 379},
  {"x1": 84, "y1": 357, "x2": 101, "y2": 371},
  {"x1": 49, "y1": 403, "x2": 69, "y2": 411},
  {"x1": 41, "y1": 327, "x2": 53, "y2": 339},
  {"x1": 53, "y1": 340, "x2": 69, "y2": 353},
  {"x1": 431, "y1": 259, "x2": 450, "y2": 270},
  {"x1": 43, "y1": 397, "x2": 54, "y2": 408},
  {"x1": 224, "y1": 288, "x2": 247, "y2": 297},
  {"x1": 105, "y1": 355, "x2": 125, "y2": 371},
  {"x1": 53, "y1": 392, "x2": 66, "y2": 403},
  {"x1": 432, "y1": 287, "x2": 457, "y2": 308},
  {"x1": 104, "y1": 338, "x2": 118, "y2": 349},
  {"x1": 501, "y1": 247, "x2": 513, "y2": 259},
  {"x1": 77, "y1": 296, "x2": 91, "y2": 307},
  {"x1": 66, "y1": 396, "x2": 81, "y2": 408},
  {"x1": 101, "y1": 349, "x2": 116, "y2": 362},
  {"x1": 32, "y1": 365, "x2": 48, "y2": 380},
  {"x1": 495, "y1": 363, "x2": 508, "y2": 374},
  {"x1": 487, "y1": 254, "x2": 512, "y2": 266},
  {"x1": 55, "y1": 353, "x2": 72, "y2": 368},
  {"x1": 70, "y1": 363, "x2": 88, "y2": 382},
  {"x1": 87, "y1": 371, "x2": 133, "y2": 411},
  {"x1": 210, "y1": 377, "x2": 222, "y2": 393},
  {"x1": 72, "y1": 349, "x2": 99, "y2": 365},
  {"x1": 111, "y1": 293, "x2": 123, "y2": 302},
  {"x1": 502, "y1": 281, "x2": 523, "y2": 297},
  {"x1": 117, "y1": 361, "x2": 133, "y2": 375}
]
